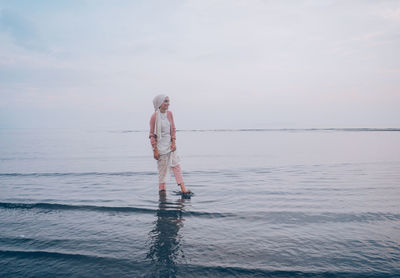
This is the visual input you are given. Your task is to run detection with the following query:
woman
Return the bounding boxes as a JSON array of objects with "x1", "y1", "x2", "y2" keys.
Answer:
[{"x1": 149, "y1": 94, "x2": 191, "y2": 195}]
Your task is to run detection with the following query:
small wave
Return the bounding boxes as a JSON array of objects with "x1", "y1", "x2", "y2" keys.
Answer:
[
  {"x1": 0, "y1": 202, "x2": 235, "y2": 218},
  {"x1": 0, "y1": 249, "x2": 104, "y2": 261},
  {"x1": 2, "y1": 201, "x2": 398, "y2": 224},
  {"x1": 0, "y1": 202, "x2": 156, "y2": 214},
  {"x1": 0, "y1": 249, "x2": 144, "y2": 268},
  {"x1": 2, "y1": 250, "x2": 396, "y2": 277},
  {"x1": 242, "y1": 211, "x2": 400, "y2": 224},
  {"x1": 179, "y1": 264, "x2": 400, "y2": 277},
  {"x1": 0, "y1": 171, "x2": 156, "y2": 177},
  {"x1": 2, "y1": 201, "x2": 399, "y2": 223}
]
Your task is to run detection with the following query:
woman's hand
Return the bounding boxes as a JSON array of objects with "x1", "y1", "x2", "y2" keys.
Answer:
[
  {"x1": 171, "y1": 141, "x2": 176, "y2": 152},
  {"x1": 153, "y1": 149, "x2": 160, "y2": 160}
]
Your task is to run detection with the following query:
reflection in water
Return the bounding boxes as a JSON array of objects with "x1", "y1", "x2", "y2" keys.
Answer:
[{"x1": 146, "y1": 192, "x2": 186, "y2": 277}]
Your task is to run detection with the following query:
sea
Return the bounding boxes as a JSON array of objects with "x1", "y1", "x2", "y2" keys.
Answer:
[{"x1": 0, "y1": 128, "x2": 399, "y2": 278}]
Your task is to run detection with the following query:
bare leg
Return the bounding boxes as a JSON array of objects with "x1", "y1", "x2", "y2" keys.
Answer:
[
  {"x1": 157, "y1": 155, "x2": 168, "y2": 192},
  {"x1": 172, "y1": 165, "x2": 190, "y2": 193},
  {"x1": 159, "y1": 183, "x2": 166, "y2": 191},
  {"x1": 179, "y1": 182, "x2": 190, "y2": 193}
]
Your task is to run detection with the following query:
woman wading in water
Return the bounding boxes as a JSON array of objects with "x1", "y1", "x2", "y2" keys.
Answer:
[{"x1": 149, "y1": 95, "x2": 192, "y2": 196}]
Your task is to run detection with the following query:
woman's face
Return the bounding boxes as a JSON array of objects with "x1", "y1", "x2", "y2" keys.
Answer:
[{"x1": 160, "y1": 97, "x2": 170, "y2": 111}]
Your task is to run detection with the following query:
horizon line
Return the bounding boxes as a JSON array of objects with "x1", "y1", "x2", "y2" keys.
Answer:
[{"x1": 1, "y1": 127, "x2": 400, "y2": 132}]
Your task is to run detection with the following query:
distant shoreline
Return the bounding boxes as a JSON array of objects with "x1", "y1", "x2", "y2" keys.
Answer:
[
  {"x1": 1, "y1": 128, "x2": 400, "y2": 132},
  {"x1": 128, "y1": 128, "x2": 400, "y2": 133},
  {"x1": 176, "y1": 128, "x2": 400, "y2": 132}
]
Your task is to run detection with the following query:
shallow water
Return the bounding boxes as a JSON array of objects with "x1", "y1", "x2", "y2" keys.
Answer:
[{"x1": 1, "y1": 128, "x2": 399, "y2": 277}]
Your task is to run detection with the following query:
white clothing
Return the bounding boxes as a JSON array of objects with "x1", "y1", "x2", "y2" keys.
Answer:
[
  {"x1": 157, "y1": 152, "x2": 181, "y2": 184},
  {"x1": 152, "y1": 94, "x2": 182, "y2": 184},
  {"x1": 156, "y1": 113, "x2": 181, "y2": 183},
  {"x1": 157, "y1": 112, "x2": 172, "y2": 155}
]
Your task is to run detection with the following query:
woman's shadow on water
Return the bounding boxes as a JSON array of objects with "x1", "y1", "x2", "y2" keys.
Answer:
[{"x1": 146, "y1": 191, "x2": 187, "y2": 278}]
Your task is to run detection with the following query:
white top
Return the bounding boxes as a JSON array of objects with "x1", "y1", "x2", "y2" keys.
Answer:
[{"x1": 157, "y1": 112, "x2": 171, "y2": 155}]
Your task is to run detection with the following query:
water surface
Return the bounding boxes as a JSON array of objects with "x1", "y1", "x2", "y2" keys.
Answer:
[{"x1": 1, "y1": 128, "x2": 399, "y2": 277}]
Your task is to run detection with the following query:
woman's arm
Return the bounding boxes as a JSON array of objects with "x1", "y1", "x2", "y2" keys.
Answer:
[
  {"x1": 149, "y1": 113, "x2": 157, "y2": 147},
  {"x1": 171, "y1": 138, "x2": 176, "y2": 152},
  {"x1": 168, "y1": 111, "x2": 177, "y2": 151},
  {"x1": 149, "y1": 113, "x2": 160, "y2": 160},
  {"x1": 168, "y1": 111, "x2": 176, "y2": 141}
]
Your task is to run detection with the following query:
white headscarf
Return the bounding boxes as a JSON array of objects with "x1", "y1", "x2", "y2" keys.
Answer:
[
  {"x1": 153, "y1": 94, "x2": 167, "y2": 111},
  {"x1": 153, "y1": 94, "x2": 167, "y2": 141}
]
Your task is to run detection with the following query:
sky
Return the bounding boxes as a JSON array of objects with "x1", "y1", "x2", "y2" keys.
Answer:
[{"x1": 1, "y1": 0, "x2": 399, "y2": 130}]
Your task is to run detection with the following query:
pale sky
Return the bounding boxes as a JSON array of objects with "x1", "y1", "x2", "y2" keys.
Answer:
[{"x1": 1, "y1": 0, "x2": 399, "y2": 130}]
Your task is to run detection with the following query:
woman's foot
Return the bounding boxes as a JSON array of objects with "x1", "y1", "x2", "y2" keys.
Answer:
[
  {"x1": 178, "y1": 183, "x2": 192, "y2": 195},
  {"x1": 159, "y1": 190, "x2": 166, "y2": 201}
]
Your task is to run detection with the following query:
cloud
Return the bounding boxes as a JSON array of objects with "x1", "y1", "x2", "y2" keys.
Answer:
[
  {"x1": 0, "y1": 9, "x2": 45, "y2": 51},
  {"x1": 0, "y1": 0, "x2": 399, "y2": 129},
  {"x1": 381, "y1": 7, "x2": 400, "y2": 21}
]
